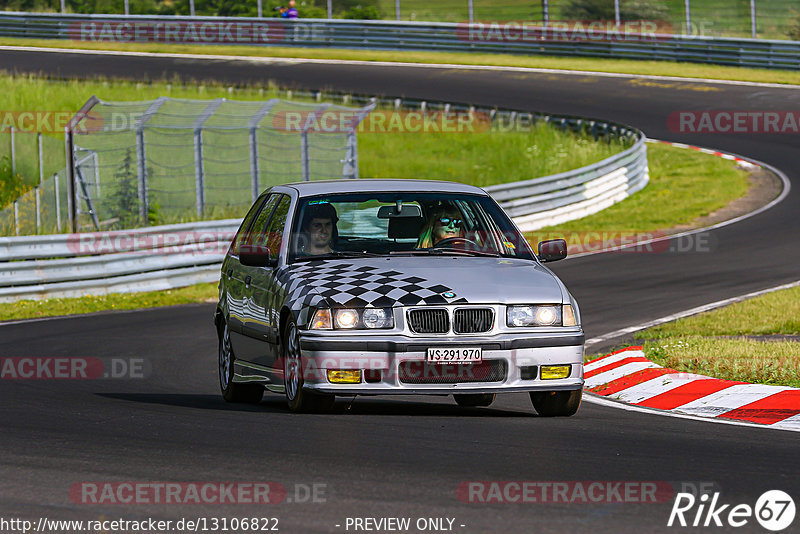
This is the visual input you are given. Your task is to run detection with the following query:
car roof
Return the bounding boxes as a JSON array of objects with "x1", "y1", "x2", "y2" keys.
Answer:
[{"x1": 275, "y1": 179, "x2": 488, "y2": 197}]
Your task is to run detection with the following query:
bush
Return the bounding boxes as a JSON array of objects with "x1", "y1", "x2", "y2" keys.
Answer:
[
  {"x1": 312, "y1": 0, "x2": 381, "y2": 19},
  {"x1": 339, "y1": 4, "x2": 379, "y2": 19},
  {"x1": 564, "y1": 0, "x2": 667, "y2": 21},
  {"x1": 788, "y1": 13, "x2": 800, "y2": 40}
]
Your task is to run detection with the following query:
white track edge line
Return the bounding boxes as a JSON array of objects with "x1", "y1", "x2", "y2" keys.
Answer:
[
  {"x1": 583, "y1": 393, "x2": 800, "y2": 433},
  {"x1": 584, "y1": 278, "x2": 800, "y2": 347},
  {"x1": 567, "y1": 146, "x2": 792, "y2": 260},
  {"x1": 1, "y1": 45, "x2": 800, "y2": 90}
]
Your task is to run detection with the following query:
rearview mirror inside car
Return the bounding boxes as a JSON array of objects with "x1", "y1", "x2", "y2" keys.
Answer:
[{"x1": 377, "y1": 203, "x2": 423, "y2": 218}]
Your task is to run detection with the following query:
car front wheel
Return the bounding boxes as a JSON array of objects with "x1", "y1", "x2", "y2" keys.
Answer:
[
  {"x1": 530, "y1": 389, "x2": 582, "y2": 417},
  {"x1": 219, "y1": 321, "x2": 264, "y2": 404},
  {"x1": 283, "y1": 319, "x2": 335, "y2": 413}
]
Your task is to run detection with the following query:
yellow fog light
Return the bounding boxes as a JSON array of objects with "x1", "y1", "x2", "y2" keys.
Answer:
[
  {"x1": 540, "y1": 365, "x2": 571, "y2": 380},
  {"x1": 327, "y1": 370, "x2": 362, "y2": 384}
]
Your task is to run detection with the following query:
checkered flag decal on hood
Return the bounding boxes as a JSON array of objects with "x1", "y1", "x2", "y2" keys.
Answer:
[{"x1": 278, "y1": 261, "x2": 468, "y2": 311}]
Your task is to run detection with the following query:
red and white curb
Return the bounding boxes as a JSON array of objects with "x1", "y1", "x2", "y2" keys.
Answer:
[
  {"x1": 647, "y1": 139, "x2": 760, "y2": 169},
  {"x1": 584, "y1": 346, "x2": 800, "y2": 430}
]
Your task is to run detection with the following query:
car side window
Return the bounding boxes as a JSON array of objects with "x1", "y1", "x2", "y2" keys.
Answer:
[
  {"x1": 244, "y1": 194, "x2": 281, "y2": 248},
  {"x1": 263, "y1": 195, "x2": 291, "y2": 257},
  {"x1": 231, "y1": 194, "x2": 270, "y2": 256}
]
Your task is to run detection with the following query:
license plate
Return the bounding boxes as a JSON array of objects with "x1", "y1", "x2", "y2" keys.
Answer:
[{"x1": 426, "y1": 347, "x2": 482, "y2": 363}]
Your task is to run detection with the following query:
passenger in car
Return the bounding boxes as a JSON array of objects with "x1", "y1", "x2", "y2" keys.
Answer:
[
  {"x1": 416, "y1": 206, "x2": 464, "y2": 248},
  {"x1": 299, "y1": 203, "x2": 339, "y2": 255}
]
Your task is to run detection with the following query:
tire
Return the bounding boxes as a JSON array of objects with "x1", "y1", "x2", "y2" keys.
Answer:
[
  {"x1": 530, "y1": 389, "x2": 582, "y2": 417},
  {"x1": 218, "y1": 321, "x2": 264, "y2": 404},
  {"x1": 283, "y1": 318, "x2": 335, "y2": 413},
  {"x1": 454, "y1": 393, "x2": 496, "y2": 407}
]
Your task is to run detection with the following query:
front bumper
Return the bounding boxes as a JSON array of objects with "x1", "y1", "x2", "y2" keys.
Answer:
[{"x1": 297, "y1": 331, "x2": 584, "y2": 395}]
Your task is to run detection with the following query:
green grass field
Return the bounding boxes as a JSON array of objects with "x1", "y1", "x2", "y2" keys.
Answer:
[
  {"x1": 527, "y1": 142, "x2": 749, "y2": 241},
  {"x1": 0, "y1": 74, "x2": 630, "y2": 234},
  {"x1": 630, "y1": 285, "x2": 800, "y2": 387}
]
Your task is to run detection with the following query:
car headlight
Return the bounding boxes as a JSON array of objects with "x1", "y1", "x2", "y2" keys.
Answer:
[
  {"x1": 507, "y1": 305, "x2": 562, "y2": 327},
  {"x1": 362, "y1": 308, "x2": 394, "y2": 329},
  {"x1": 311, "y1": 308, "x2": 394, "y2": 330},
  {"x1": 335, "y1": 309, "x2": 359, "y2": 329}
]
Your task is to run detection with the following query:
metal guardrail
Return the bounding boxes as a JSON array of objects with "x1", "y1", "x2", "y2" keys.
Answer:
[
  {"x1": 487, "y1": 134, "x2": 648, "y2": 231},
  {"x1": 1, "y1": 12, "x2": 799, "y2": 70},
  {"x1": 0, "y1": 219, "x2": 239, "y2": 301},
  {"x1": 0, "y1": 94, "x2": 646, "y2": 301}
]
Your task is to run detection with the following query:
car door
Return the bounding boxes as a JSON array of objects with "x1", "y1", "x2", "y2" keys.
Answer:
[
  {"x1": 225, "y1": 193, "x2": 270, "y2": 341},
  {"x1": 229, "y1": 193, "x2": 281, "y2": 363},
  {"x1": 242, "y1": 194, "x2": 291, "y2": 369}
]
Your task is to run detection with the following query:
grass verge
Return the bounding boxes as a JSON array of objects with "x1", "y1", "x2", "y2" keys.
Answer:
[
  {"x1": 0, "y1": 73, "x2": 628, "y2": 215},
  {"x1": 526, "y1": 142, "x2": 749, "y2": 243},
  {"x1": 0, "y1": 282, "x2": 219, "y2": 322},
  {"x1": 617, "y1": 285, "x2": 800, "y2": 388},
  {"x1": 641, "y1": 337, "x2": 800, "y2": 389},
  {"x1": 1, "y1": 37, "x2": 800, "y2": 85},
  {"x1": 642, "y1": 285, "x2": 800, "y2": 338},
  {"x1": 359, "y1": 121, "x2": 628, "y2": 188}
]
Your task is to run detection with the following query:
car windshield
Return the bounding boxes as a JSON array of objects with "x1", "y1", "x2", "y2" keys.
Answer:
[{"x1": 288, "y1": 192, "x2": 534, "y2": 263}]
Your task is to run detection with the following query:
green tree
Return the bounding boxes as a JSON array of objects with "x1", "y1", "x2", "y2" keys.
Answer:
[{"x1": 107, "y1": 148, "x2": 141, "y2": 228}]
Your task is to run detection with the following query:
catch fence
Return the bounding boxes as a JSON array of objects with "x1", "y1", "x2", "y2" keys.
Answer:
[{"x1": 1, "y1": 96, "x2": 375, "y2": 235}]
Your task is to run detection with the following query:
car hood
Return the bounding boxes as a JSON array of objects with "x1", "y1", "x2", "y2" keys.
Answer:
[{"x1": 282, "y1": 256, "x2": 565, "y2": 308}]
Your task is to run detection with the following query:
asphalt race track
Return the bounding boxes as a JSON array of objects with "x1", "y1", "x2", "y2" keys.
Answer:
[{"x1": 1, "y1": 49, "x2": 799, "y2": 533}]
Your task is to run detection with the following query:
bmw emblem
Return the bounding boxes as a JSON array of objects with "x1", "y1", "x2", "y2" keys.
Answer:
[{"x1": 442, "y1": 291, "x2": 456, "y2": 299}]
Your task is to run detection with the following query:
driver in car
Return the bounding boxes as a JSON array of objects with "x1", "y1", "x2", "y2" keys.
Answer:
[
  {"x1": 299, "y1": 202, "x2": 338, "y2": 255},
  {"x1": 417, "y1": 206, "x2": 464, "y2": 248}
]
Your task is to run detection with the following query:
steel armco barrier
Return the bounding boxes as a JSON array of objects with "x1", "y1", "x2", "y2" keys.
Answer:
[
  {"x1": 0, "y1": 93, "x2": 646, "y2": 301},
  {"x1": 0, "y1": 12, "x2": 799, "y2": 70},
  {"x1": 0, "y1": 219, "x2": 239, "y2": 301},
  {"x1": 486, "y1": 134, "x2": 647, "y2": 231}
]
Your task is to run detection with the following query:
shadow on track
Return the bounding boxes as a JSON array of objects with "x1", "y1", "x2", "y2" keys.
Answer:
[{"x1": 97, "y1": 393, "x2": 533, "y2": 417}]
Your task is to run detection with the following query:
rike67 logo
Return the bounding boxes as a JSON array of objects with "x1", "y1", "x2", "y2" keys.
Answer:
[{"x1": 668, "y1": 490, "x2": 795, "y2": 531}]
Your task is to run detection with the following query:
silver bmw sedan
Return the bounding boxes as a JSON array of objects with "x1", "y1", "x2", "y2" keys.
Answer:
[{"x1": 214, "y1": 179, "x2": 584, "y2": 415}]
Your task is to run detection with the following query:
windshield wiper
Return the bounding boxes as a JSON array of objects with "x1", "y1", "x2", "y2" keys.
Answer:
[
  {"x1": 294, "y1": 251, "x2": 386, "y2": 262},
  {"x1": 390, "y1": 249, "x2": 500, "y2": 258}
]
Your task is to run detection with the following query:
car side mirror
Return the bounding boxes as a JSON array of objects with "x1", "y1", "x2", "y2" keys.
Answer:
[
  {"x1": 537, "y1": 239, "x2": 567, "y2": 262},
  {"x1": 239, "y1": 245, "x2": 277, "y2": 267}
]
